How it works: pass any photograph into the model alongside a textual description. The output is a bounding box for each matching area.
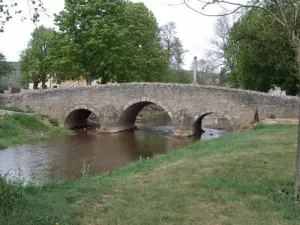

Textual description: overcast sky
[0,0,230,69]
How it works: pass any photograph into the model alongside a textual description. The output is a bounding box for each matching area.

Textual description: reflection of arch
[193,109,235,135]
[64,105,99,128]
[118,98,173,128]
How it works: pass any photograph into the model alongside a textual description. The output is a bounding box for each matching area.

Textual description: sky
[0,0,229,69]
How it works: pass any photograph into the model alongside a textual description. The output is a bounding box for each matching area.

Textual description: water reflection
[0,115,227,184]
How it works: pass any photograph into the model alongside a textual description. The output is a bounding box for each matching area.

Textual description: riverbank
[0,113,70,149]
[1,123,300,224]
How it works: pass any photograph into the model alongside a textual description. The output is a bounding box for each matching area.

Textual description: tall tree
[224,9,299,95]
[178,0,300,198]
[159,21,186,70]
[55,0,168,84]
[20,26,63,89]
[0,52,13,78]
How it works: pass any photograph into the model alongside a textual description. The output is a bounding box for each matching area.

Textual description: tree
[0,52,13,78]
[20,26,63,89]
[178,0,300,199]
[54,0,168,84]
[224,9,299,95]
[207,13,238,69]
[159,21,187,70]
[0,0,46,32]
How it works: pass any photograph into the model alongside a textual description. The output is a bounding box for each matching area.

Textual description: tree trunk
[293,44,300,200]
[85,75,92,85]
[33,82,38,89]
[41,80,46,89]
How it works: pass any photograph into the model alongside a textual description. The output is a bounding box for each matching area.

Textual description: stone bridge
[2,83,299,137]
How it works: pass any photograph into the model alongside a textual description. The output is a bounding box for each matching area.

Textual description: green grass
[2,124,300,225]
[0,114,70,149]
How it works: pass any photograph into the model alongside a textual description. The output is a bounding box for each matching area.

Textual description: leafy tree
[224,9,299,95]
[54,0,168,84]
[159,22,187,70]
[0,52,13,78]
[20,26,63,89]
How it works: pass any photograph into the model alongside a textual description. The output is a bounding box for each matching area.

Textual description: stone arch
[117,97,173,128]
[64,105,100,128]
[193,109,235,135]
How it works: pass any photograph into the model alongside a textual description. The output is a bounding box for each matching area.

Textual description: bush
[0,172,26,217]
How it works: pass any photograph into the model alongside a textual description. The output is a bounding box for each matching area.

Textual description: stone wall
[3,83,299,136]
[136,104,166,122]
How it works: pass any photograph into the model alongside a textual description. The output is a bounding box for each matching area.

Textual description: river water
[0,116,226,184]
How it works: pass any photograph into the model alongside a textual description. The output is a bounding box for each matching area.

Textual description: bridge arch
[117,98,173,129]
[64,105,100,128]
[193,109,235,135]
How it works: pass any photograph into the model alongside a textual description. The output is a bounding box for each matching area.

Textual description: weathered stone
[2,83,299,136]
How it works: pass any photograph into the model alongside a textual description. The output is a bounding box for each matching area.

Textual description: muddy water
[0,116,226,184]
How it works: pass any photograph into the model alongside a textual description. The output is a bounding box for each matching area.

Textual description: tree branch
[169,0,288,28]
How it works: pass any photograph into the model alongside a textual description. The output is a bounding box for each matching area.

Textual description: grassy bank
[0,114,70,149]
[2,123,300,225]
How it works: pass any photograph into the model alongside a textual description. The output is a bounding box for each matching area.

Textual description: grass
[2,123,300,224]
[0,114,70,149]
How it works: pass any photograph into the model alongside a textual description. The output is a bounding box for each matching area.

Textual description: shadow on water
[0,114,227,184]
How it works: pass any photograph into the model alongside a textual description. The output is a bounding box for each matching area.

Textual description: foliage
[2,124,300,224]
[20,26,57,89]
[160,69,192,83]
[0,52,13,78]
[224,8,299,95]
[54,0,168,83]
[0,171,26,217]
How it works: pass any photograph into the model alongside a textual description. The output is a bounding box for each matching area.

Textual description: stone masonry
[2,83,299,137]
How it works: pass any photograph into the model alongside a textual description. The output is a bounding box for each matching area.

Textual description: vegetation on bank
[1,123,300,224]
[0,114,70,149]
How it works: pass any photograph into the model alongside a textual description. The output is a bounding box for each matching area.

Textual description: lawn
[1,123,300,225]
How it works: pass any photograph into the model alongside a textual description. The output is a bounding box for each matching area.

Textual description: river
[0,116,227,184]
